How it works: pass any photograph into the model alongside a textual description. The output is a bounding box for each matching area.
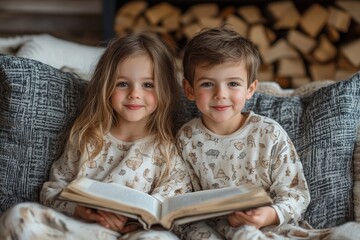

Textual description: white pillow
[15,34,105,80]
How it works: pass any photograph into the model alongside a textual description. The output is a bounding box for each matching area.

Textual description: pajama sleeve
[268,127,311,225]
[40,141,82,216]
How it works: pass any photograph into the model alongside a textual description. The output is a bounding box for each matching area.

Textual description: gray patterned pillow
[247,73,360,228]
[177,72,360,228]
[0,54,87,215]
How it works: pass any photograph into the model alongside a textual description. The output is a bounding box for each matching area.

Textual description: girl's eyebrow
[116,76,154,81]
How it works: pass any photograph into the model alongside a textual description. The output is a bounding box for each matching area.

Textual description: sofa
[0,35,359,234]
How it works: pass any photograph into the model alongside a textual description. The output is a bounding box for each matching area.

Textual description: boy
[176,27,311,239]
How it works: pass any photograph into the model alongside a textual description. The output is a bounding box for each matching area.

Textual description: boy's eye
[116,82,128,88]
[143,82,154,88]
[228,82,241,87]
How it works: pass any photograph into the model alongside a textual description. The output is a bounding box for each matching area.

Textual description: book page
[64,178,161,222]
[159,186,272,229]
[162,186,251,216]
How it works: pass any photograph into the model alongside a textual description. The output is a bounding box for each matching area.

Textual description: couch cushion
[0,54,87,215]
[246,74,360,228]
[177,72,360,228]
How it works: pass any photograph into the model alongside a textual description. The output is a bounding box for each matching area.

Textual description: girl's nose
[128,86,140,99]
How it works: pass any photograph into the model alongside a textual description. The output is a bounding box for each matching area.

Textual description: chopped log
[190,3,219,20]
[337,54,359,72]
[302,52,317,64]
[267,1,300,29]
[312,35,337,63]
[117,1,147,18]
[265,28,276,43]
[267,1,297,20]
[237,5,264,24]
[309,63,336,81]
[300,4,329,38]
[287,30,316,54]
[145,2,180,26]
[181,8,195,25]
[198,17,222,29]
[275,76,291,89]
[328,6,351,32]
[162,13,181,32]
[278,58,306,77]
[132,16,148,32]
[249,24,270,52]
[261,39,299,64]
[273,6,300,30]
[258,64,274,82]
[326,25,340,42]
[341,39,360,67]
[219,6,237,19]
[336,1,360,24]
[291,77,311,88]
[160,32,177,50]
[334,69,355,81]
[224,15,248,37]
[111,0,360,87]
[114,14,134,33]
[182,23,202,40]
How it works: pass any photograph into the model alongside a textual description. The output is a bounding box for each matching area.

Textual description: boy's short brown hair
[182,27,260,86]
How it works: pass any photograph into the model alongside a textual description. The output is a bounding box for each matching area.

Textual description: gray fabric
[0,54,87,215]
[176,72,360,228]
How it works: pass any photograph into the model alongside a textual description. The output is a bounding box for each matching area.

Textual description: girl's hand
[74,205,104,223]
[227,206,279,229]
[96,210,140,233]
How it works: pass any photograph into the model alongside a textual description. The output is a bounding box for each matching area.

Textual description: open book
[59,178,272,230]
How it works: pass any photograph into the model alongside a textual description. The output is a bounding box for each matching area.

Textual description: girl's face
[111,54,157,126]
[183,61,257,135]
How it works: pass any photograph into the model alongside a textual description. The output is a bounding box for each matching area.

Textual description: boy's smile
[212,105,231,111]
[184,61,257,135]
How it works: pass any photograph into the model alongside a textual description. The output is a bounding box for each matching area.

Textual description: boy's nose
[214,86,226,99]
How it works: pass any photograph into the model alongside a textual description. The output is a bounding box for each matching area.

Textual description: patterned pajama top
[177,111,310,225]
[40,133,192,216]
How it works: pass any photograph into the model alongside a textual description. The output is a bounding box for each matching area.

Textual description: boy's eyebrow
[197,76,246,82]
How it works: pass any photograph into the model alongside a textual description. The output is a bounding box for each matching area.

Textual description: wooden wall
[0,0,103,45]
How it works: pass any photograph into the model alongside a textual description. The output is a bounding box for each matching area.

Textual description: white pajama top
[41,133,192,216]
[176,111,310,225]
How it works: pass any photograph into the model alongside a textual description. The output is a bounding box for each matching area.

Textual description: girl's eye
[143,82,154,88]
[228,82,240,87]
[200,82,213,88]
[116,82,128,88]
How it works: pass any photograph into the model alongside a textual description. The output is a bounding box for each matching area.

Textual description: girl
[0,32,192,240]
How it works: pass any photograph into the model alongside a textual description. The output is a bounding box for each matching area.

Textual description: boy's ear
[182,79,196,101]
[246,79,258,100]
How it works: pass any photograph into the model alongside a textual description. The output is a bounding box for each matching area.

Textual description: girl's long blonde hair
[69,32,180,177]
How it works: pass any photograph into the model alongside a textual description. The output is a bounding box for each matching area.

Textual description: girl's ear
[182,79,196,101]
[246,79,258,100]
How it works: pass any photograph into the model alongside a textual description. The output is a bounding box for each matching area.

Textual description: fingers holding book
[96,210,138,233]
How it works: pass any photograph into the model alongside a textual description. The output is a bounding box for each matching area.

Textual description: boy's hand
[227,206,279,229]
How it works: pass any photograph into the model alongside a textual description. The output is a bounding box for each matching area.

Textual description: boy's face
[183,61,257,134]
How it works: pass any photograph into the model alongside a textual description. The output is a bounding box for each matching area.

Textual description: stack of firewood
[114,1,360,88]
